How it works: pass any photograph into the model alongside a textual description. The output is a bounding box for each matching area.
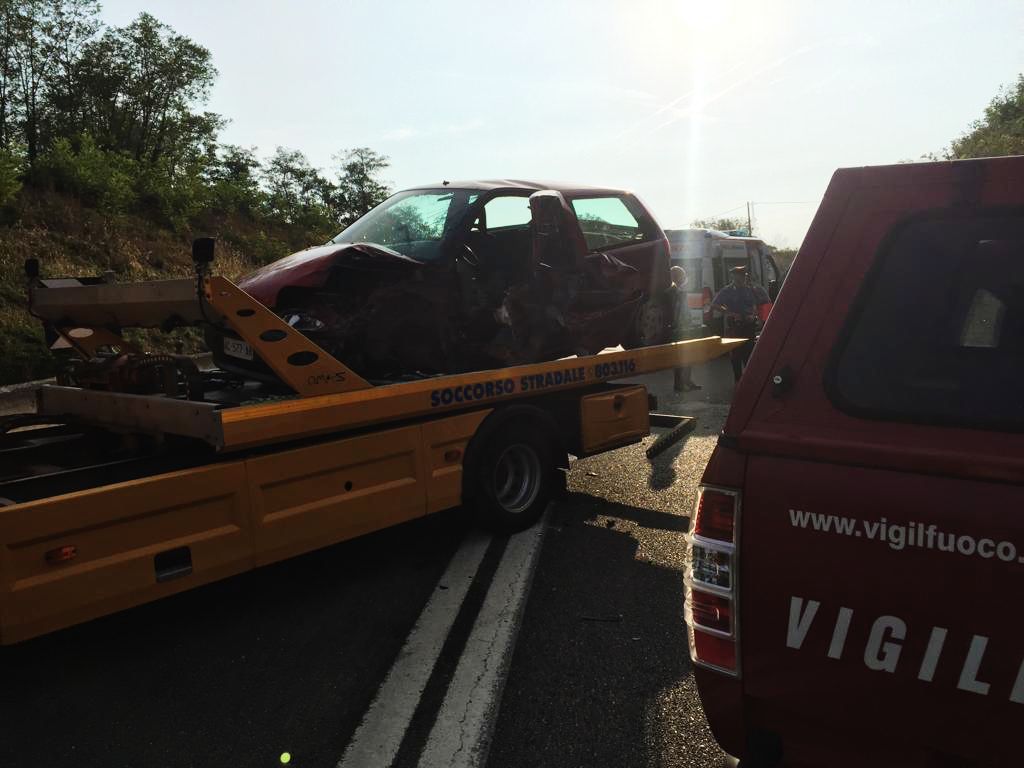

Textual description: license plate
[223,337,254,361]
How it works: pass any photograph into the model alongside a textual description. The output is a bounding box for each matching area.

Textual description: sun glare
[667,0,734,28]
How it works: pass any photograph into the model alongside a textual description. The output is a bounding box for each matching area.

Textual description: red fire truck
[686,155,1024,767]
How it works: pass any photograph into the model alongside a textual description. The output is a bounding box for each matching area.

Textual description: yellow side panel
[247,424,427,565]
[422,409,491,514]
[579,385,651,456]
[0,462,252,644]
[0,411,491,644]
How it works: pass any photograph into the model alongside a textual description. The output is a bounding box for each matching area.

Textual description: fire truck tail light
[690,589,732,633]
[693,629,737,672]
[686,484,741,677]
[691,542,732,589]
[694,488,736,542]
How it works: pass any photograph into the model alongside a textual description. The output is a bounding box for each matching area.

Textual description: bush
[134,158,210,231]
[36,135,137,212]
[0,319,58,385]
[0,150,23,207]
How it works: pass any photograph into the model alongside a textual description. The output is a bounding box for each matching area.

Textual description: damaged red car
[208,180,673,380]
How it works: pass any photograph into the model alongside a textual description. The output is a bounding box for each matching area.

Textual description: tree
[773,247,797,276]
[946,74,1024,159]
[13,0,46,165]
[0,1,22,150]
[206,143,263,215]
[39,0,100,146]
[690,216,747,233]
[263,146,336,234]
[76,12,218,167]
[0,142,21,204]
[0,3,395,237]
[1,0,102,160]
[334,146,390,226]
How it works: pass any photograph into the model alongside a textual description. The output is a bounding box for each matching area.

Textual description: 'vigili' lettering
[786,596,1022,702]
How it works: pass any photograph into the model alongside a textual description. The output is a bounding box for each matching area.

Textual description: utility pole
[746,202,753,236]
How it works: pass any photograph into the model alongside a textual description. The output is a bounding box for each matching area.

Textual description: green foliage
[947,74,1024,159]
[73,12,220,165]
[0,3,394,235]
[773,247,797,276]
[690,216,747,232]
[0,2,395,384]
[335,147,391,226]
[0,146,23,205]
[37,133,136,210]
[206,144,262,216]
[263,146,336,236]
[0,317,57,385]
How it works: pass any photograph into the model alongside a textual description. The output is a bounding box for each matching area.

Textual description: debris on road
[645,416,696,460]
[579,613,624,623]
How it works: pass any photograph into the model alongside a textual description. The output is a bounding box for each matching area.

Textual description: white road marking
[337,532,491,768]
[417,517,548,768]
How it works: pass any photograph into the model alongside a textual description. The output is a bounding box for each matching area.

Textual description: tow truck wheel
[466,411,562,534]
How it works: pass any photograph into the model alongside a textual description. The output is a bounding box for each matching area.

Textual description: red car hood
[238,242,422,308]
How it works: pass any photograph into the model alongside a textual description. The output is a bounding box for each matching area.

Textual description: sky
[99,0,1024,248]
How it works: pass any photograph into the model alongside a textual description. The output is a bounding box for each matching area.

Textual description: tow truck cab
[687,156,1024,767]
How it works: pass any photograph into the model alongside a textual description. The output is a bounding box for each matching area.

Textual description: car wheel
[624,296,671,349]
[465,411,562,533]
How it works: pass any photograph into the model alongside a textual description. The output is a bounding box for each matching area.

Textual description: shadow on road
[490,492,703,768]
[0,511,466,768]
[646,429,693,493]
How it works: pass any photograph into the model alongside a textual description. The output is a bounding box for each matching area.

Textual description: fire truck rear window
[831,213,1024,431]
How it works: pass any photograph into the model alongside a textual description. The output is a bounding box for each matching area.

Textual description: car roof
[405,179,632,197]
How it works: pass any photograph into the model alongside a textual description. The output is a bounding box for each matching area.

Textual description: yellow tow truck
[0,240,739,644]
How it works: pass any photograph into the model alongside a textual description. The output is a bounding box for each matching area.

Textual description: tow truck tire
[465,408,563,534]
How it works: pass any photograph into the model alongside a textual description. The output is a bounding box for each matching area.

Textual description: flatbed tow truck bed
[0,255,740,644]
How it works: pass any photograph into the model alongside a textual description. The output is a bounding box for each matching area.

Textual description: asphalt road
[488,370,733,768]
[0,508,467,768]
[0,358,738,768]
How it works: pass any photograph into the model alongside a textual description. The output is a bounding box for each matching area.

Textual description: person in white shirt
[670,265,701,392]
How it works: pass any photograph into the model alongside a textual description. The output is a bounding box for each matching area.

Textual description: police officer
[712,265,759,382]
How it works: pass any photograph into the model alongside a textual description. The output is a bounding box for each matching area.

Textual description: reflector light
[694,629,737,672]
[694,489,736,542]
[691,589,732,633]
[45,545,77,565]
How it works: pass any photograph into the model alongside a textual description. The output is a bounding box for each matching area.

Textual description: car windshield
[330,188,478,262]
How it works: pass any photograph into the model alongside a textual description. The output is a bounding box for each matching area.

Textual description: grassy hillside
[0,189,315,385]
[0,5,391,386]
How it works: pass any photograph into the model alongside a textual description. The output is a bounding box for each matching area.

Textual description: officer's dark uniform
[712,266,760,382]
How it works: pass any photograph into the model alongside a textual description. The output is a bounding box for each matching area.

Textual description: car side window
[570,196,645,251]
[829,213,1024,431]
[483,195,532,230]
